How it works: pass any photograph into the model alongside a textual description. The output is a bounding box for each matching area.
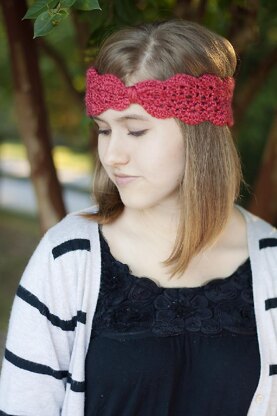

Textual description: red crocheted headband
[85,67,235,126]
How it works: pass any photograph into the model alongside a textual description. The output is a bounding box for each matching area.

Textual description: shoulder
[30,206,101,263]
[236,205,277,279]
[19,206,100,288]
[45,205,100,248]
[235,204,277,240]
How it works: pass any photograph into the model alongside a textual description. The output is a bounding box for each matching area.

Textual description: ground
[0,209,39,368]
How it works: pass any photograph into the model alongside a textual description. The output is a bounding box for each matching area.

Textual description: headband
[85,67,235,126]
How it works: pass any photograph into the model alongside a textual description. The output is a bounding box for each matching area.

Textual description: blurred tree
[37,37,84,108]
[1,0,66,232]
[1,0,276,227]
[170,0,277,224]
[249,112,277,224]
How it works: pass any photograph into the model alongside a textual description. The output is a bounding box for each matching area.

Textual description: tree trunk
[248,113,277,226]
[1,0,66,233]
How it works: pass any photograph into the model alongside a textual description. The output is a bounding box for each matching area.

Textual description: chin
[119,194,163,211]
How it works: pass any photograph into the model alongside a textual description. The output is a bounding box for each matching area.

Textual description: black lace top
[85,226,260,416]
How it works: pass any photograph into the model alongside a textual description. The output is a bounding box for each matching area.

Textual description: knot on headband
[85,67,235,126]
[127,86,138,103]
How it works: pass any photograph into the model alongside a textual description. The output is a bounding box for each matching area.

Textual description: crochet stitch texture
[85,68,235,126]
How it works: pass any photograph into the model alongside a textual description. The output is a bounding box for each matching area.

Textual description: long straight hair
[86,19,245,279]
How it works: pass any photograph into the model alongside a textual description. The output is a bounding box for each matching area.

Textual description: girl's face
[95,104,185,211]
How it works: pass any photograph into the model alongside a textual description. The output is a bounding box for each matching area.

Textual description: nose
[102,131,129,167]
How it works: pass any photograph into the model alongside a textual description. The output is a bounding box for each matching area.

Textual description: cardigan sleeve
[0,229,78,416]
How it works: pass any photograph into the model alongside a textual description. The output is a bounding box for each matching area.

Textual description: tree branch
[248,111,277,225]
[37,38,83,108]
[233,46,277,125]
[228,0,259,54]
[196,0,208,23]
[70,9,91,65]
[173,0,194,19]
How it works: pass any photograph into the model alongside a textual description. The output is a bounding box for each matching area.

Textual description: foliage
[23,0,101,38]
[0,17,14,140]
[1,0,276,192]
[237,66,277,189]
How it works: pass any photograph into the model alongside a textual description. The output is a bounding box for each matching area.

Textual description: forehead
[92,104,153,123]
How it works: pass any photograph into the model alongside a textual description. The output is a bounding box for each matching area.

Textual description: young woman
[0,19,276,416]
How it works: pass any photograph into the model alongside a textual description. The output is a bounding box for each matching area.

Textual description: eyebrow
[91,114,150,123]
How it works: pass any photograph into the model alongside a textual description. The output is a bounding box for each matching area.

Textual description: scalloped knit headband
[85,67,235,126]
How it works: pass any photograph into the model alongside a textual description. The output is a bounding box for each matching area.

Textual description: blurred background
[0,0,276,358]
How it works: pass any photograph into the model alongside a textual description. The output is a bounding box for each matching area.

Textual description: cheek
[97,143,112,180]
[97,141,109,170]
[97,141,102,160]
[143,138,185,183]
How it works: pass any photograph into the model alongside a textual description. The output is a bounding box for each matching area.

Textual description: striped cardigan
[0,204,276,416]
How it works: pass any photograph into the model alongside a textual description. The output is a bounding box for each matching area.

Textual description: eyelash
[98,129,147,137]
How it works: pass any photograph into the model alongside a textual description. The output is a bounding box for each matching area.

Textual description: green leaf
[23,0,58,20]
[33,10,54,38]
[51,9,69,26]
[73,0,101,11]
[60,0,77,7]
[33,9,69,37]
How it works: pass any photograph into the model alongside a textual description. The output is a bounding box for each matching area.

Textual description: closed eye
[98,130,148,137]
[128,130,148,137]
[98,129,110,136]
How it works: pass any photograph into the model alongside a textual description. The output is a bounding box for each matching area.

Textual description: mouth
[114,173,136,178]
[114,174,139,186]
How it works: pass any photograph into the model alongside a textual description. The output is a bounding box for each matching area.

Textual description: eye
[98,129,111,136]
[128,130,148,137]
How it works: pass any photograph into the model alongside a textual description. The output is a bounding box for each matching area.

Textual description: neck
[122,203,182,244]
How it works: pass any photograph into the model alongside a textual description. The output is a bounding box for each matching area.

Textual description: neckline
[98,224,251,290]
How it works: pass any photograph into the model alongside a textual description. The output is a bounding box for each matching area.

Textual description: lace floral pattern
[91,227,257,337]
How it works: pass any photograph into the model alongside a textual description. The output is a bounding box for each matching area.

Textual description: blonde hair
[87,19,245,279]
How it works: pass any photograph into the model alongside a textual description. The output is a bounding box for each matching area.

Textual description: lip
[114,174,138,186]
